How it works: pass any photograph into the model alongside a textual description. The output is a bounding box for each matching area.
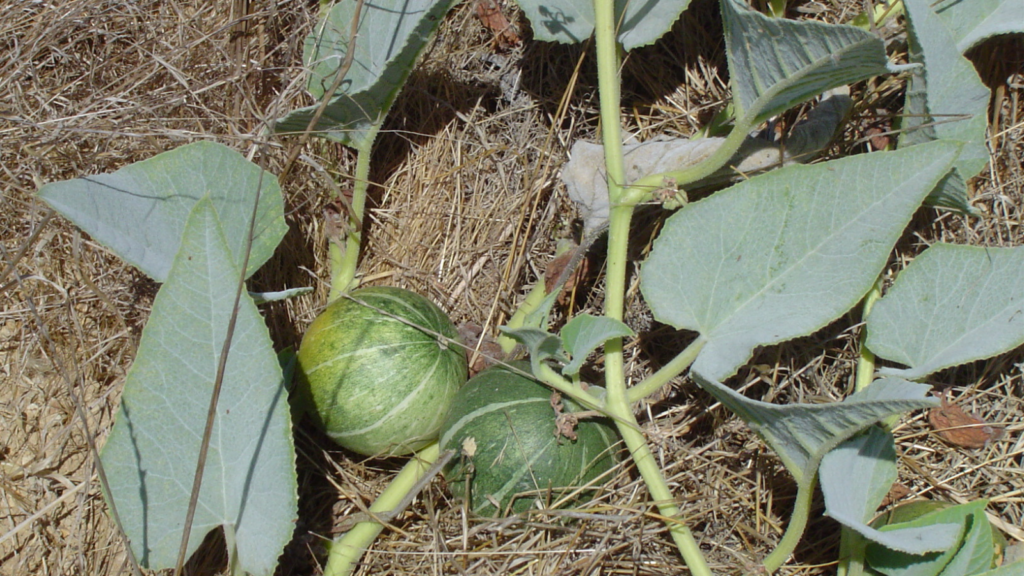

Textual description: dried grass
[1,0,1022,575]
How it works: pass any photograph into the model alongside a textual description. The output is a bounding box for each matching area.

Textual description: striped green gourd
[439,362,619,516]
[296,287,467,456]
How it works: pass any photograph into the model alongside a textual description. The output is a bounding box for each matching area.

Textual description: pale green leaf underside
[821,427,959,554]
[901,0,991,214]
[512,0,692,50]
[641,140,960,381]
[560,314,633,376]
[721,0,890,127]
[273,0,454,148]
[933,0,1024,53]
[691,373,937,484]
[38,142,286,283]
[866,243,1024,380]
[867,500,992,576]
[100,200,297,575]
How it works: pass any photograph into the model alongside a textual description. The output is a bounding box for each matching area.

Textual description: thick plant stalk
[323,442,441,576]
[329,125,379,302]
[591,0,712,574]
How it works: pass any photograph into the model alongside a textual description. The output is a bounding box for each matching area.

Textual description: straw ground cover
[2,0,1022,574]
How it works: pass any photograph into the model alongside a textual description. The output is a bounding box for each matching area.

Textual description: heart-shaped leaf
[866,243,1024,380]
[38,142,286,282]
[273,0,455,149]
[866,500,993,576]
[100,199,297,574]
[641,140,960,381]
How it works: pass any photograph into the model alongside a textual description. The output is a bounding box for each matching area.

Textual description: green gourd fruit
[439,362,619,516]
[296,286,467,456]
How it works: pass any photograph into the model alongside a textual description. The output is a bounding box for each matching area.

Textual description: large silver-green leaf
[933,0,1024,53]
[900,0,991,214]
[821,427,959,554]
[38,142,286,283]
[865,243,1024,380]
[512,0,692,50]
[721,0,892,128]
[690,373,937,484]
[641,141,960,381]
[100,199,297,574]
[273,0,455,149]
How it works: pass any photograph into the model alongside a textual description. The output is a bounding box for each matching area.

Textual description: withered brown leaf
[475,0,521,51]
[544,247,589,306]
[928,392,1004,449]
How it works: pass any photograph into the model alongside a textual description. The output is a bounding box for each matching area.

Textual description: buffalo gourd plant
[35,0,467,567]
[34,0,1024,575]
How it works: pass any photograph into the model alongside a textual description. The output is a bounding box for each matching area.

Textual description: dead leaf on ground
[928,392,1005,449]
[879,482,912,508]
[475,0,520,51]
[458,322,503,376]
[544,246,589,306]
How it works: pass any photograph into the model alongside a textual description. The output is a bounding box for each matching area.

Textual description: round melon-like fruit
[296,286,467,456]
[439,362,619,516]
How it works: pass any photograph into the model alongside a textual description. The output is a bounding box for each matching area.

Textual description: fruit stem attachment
[323,442,443,576]
[329,126,379,302]
[535,362,603,412]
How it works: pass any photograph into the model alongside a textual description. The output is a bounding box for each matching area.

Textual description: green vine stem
[854,277,883,394]
[323,442,441,576]
[590,0,712,574]
[836,276,885,576]
[628,116,753,199]
[627,337,706,404]
[611,383,714,576]
[536,362,603,412]
[761,474,817,572]
[497,278,552,355]
[329,125,379,302]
